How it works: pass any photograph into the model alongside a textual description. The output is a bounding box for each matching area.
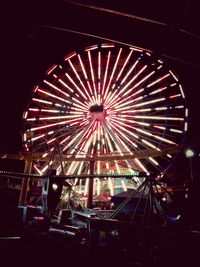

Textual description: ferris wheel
[22,43,188,183]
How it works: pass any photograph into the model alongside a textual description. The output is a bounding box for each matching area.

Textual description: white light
[52,183,58,191]
[43,80,70,98]
[185,149,194,158]
[23,111,28,119]
[121,179,127,191]
[147,73,170,88]
[64,51,77,61]
[179,84,185,98]
[46,64,57,75]
[169,70,179,81]
[101,43,114,48]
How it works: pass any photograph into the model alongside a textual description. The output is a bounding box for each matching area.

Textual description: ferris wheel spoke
[32,98,53,106]
[140,138,161,151]
[58,78,74,93]
[115,49,134,83]
[107,87,145,110]
[87,51,98,102]
[133,126,177,145]
[72,102,88,112]
[134,115,184,121]
[43,79,70,98]
[102,51,111,97]
[65,72,87,100]
[134,158,149,173]
[77,54,95,102]
[62,120,94,153]
[68,59,90,95]
[120,82,173,108]
[146,73,170,88]
[130,70,156,91]
[107,121,131,154]
[104,48,122,101]
[120,60,140,87]
[97,51,101,101]
[105,61,142,106]
[107,118,139,141]
[67,161,80,175]
[28,108,60,114]
[120,65,148,97]
[29,120,73,132]
[110,70,156,109]
[107,119,138,149]
[116,97,167,112]
[107,92,137,111]
[108,115,175,149]
[111,130,143,171]
[71,96,90,109]
[27,114,84,122]
[37,88,70,104]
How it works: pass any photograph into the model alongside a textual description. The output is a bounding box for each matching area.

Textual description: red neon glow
[24,44,188,176]
[88,51,98,102]
[102,51,111,96]
[46,64,57,75]
[64,52,77,61]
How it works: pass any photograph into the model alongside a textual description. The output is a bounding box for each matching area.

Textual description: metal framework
[109,174,171,227]
[0,144,184,162]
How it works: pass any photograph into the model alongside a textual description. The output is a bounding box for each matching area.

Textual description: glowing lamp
[52,183,58,191]
[185,149,194,158]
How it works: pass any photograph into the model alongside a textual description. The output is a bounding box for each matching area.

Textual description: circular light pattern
[22,43,188,180]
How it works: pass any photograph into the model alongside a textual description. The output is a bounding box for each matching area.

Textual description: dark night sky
[1,1,200,184]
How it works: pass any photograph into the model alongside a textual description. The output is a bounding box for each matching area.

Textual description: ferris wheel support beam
[87,160,95,209]
[0,145,185,163]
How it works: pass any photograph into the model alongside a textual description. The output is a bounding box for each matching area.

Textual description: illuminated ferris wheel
[22,43,188,182]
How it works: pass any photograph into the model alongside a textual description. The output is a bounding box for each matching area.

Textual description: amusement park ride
[0,43,189,249]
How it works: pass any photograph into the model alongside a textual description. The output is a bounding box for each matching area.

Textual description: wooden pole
[87,160,94,209]
[18,160,32,206]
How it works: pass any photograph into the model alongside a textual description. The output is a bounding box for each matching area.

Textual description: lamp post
[185,149,194,182]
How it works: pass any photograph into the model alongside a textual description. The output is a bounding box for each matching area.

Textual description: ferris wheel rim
[22,43,188,176]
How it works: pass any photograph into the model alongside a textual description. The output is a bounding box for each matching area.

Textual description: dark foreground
[0,200,200,267]
[1,226,200,267]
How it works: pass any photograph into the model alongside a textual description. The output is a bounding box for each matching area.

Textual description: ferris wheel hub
[90,104,104,114]
[89,104,106,120]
